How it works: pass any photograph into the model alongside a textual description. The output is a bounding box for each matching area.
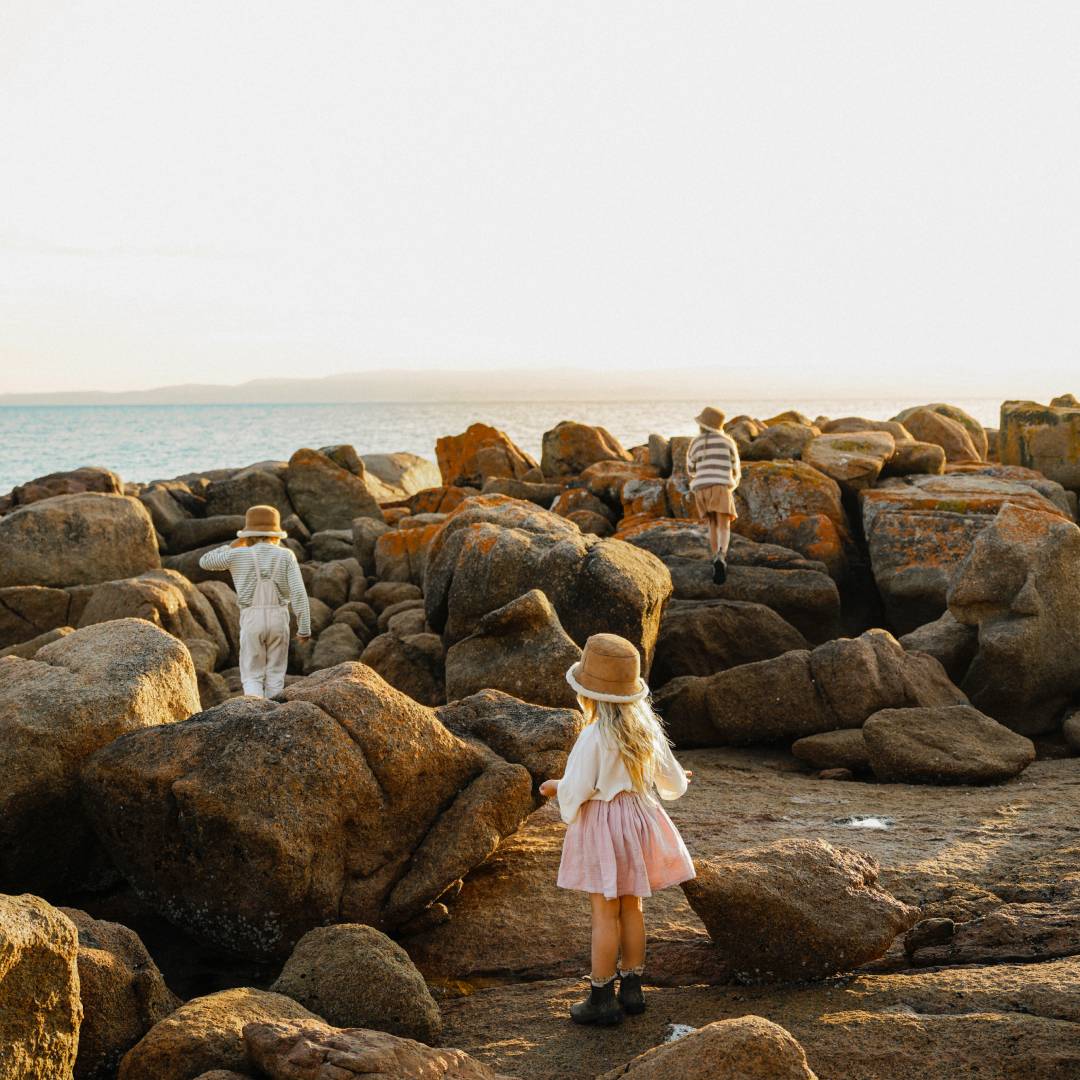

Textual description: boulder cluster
[2,399,1080,1078]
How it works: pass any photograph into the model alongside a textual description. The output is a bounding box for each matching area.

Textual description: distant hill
[0,368,725,405]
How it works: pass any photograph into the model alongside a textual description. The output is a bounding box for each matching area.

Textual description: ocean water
[0,398,1005,493]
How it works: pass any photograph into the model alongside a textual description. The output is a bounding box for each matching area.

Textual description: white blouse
[555,722,689,825]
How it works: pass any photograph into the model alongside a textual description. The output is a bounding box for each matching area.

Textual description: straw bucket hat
[566,633,649,704]
[237,504,288,539]
[695,406,726,432]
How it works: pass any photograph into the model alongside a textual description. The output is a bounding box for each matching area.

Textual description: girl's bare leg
[705,513,720,557]
[618,895,646,971]
[716,514,732,558]
[589,894,621,981]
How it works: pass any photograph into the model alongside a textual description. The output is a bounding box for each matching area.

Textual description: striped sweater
[686,430,741,491]
[198,542,312,637]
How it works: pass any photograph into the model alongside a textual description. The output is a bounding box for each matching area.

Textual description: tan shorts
[693,484,737,520]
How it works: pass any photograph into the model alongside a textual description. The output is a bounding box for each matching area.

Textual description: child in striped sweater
[685,406,741,584]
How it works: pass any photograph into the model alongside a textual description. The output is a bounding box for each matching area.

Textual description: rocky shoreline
[2,398,1080,1078]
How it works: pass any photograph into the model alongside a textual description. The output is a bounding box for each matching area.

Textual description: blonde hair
[234,536,281,547]
[578,695,671,799]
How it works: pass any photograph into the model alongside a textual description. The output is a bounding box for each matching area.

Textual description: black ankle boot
[570,977,622,1026]
[617,970,646,1014]
[712,555,727,585]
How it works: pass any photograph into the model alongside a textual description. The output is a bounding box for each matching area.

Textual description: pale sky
[1,2,1078,398]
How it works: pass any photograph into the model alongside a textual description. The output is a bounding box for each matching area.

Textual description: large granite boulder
[1,619,199,894]
[653,629,966,748]
[650,599,808,687]
[117,988,317,1080]
[444,590,582,709]
[424,496,671,668]
[166,516,245,555]
[60,908,180,1080]
[0,584,81,648]
[374,521,443,587]
[435,424,538,488]
[948,503,1080,733]
[999,397,1080,492]
[742,420,818,461]
[361,452,442,500]
[862,705,1036,784]
[9,466,123,507]
[617,520,841,643]
[78,569,229,670]
[540,420,632,478]
[801,431,896,494]
[286,448,385,531]
[0,493,160,588]
[270,924,440,1042]
[893,406,983,463]
[682,839,916,982]
[204,468,293,518]
[0,894,82,1080]
[243,1020,509,1080]
[899,610,979,684]
[733,461,851,579]
[82,664,568,957]
[359,631,446,706]
[791,728,872,772]
[861,472,1067,634]
[598,1016,818,1080]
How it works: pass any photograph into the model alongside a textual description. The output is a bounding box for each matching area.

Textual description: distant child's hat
[566,633,649,703]
[695,406,726,432]
[237,504,288,538]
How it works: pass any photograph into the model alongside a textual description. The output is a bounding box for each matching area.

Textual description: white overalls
[239,550,291,697]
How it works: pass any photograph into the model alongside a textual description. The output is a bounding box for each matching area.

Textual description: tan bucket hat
[237,504,288,539]
[566,633,649,703]
[695,406,726,432]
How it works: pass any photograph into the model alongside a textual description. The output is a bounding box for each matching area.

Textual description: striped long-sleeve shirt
[686,430,741,491]
[198,542,312,637]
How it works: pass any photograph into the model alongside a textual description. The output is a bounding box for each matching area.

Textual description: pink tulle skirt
[557,792,696,900]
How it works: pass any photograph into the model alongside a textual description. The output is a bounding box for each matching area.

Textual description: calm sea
[0,398,1006,493]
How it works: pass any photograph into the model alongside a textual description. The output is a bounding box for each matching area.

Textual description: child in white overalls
[198,504,311,697]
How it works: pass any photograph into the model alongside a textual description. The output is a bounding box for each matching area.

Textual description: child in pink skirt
[539,633,695,1026]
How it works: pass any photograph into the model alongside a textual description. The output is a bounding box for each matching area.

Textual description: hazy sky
[1,3,1078,398]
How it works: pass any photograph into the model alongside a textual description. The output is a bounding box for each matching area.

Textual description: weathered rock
[895,403,989,460]
[366,580,423,612]
[653,629,966,748]
[436,691,582,787]
[894,407,982,463]
[682,839,916,982]
[0,625,75,659]
[435,424,538,489]
[197,581,242,667]
[286,448,385,531]
[374,523,442,586]
[481,477,564,507]
[204,469,293,519]
[598,1016,817,1080]
[1,619,198,894]
[791,728,871,772]
[0,584,79,647]
[651,599,808,687]
[863,705,1036,784]
[362,453,442,500]
[540,420,632,478]
[0,894,81,1080]
[424,496,671,668]
[861,473,1067,634]
[359,631,445,706]
[744,421,818,461]
[618,520,840,643]
[271,924,440,1041]
[78,569,229,669]
[307,530,355,562]
[577,460,660,506]
[802,432,896,494]
[307,623,363,672]
[899,610,978,684]
[309,559,365,610]
[566,509,614,536]
[167,516,246,554]
[10,466,123,507]
[243,1020,508,1080]
[1064,709,1080,752]
[377,598,425,633]
[948,504,1080,734]
[350,517,392,576]
[83,665,548,955]
[117,988,317,1080]
[550,487,615,524]
[0,493,160,588]
[409,486,481,515]
[59,907,180,1080]
[821,417,912,441]
[1000,398,1080,491]
[884,440,947,476]
[445,590,581,709]
[138,482,196,537]
[734,462,851,579]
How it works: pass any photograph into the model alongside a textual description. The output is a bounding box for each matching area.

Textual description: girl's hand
[539,779,559,798]
[685,770,693,780]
